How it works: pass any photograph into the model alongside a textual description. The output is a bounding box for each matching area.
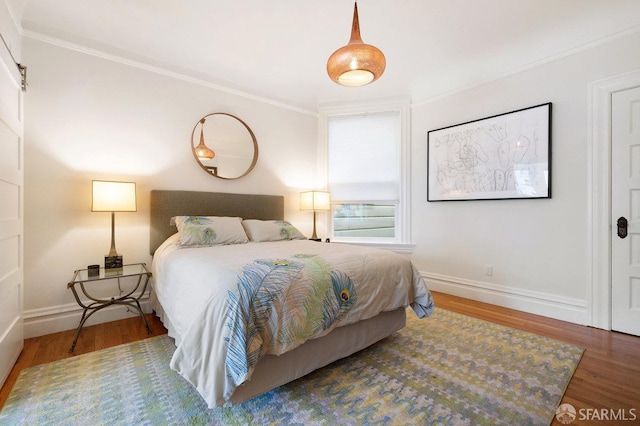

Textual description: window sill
[331,241,415,255]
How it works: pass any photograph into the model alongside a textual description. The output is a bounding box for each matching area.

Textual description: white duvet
[151,235,434,407]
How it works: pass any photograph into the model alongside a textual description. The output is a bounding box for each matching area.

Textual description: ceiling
[8,0,640,112]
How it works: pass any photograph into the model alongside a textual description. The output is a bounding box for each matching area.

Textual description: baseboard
[24,274,590,338]
[23,295,153,339]
[422,271,589,326]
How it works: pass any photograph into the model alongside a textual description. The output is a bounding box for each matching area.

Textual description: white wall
[21,25,640,337]
[22,38,319,337]
[0,2,21,60]
[410,31,640,324]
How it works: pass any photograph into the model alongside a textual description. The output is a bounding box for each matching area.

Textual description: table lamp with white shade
[300,190,331,241]
[91,180,137,269]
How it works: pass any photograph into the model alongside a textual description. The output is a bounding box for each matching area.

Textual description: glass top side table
[67,263,152,352]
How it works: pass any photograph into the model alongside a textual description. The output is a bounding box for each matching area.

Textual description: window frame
[318,97,412,251]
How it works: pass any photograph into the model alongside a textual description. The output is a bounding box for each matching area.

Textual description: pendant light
[327,1,386,87]
[194,118,215,160]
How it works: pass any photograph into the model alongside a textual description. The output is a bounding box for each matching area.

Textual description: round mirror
[191,113,258,179]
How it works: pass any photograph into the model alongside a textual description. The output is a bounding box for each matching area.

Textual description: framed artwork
[427,102,551,201]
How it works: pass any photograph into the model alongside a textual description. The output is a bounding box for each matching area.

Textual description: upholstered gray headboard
[149,190,285,255]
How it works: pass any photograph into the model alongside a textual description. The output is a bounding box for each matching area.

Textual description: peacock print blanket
[151,237,434,407]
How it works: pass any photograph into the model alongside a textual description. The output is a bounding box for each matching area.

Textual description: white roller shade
[328,112,400,201]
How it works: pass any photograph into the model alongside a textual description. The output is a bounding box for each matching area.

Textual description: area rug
[0,308,583,426]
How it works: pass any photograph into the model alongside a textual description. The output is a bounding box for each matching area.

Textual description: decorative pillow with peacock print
[172,216,248,247]
[241,219,306,242]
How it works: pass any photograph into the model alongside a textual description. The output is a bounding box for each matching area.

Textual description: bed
[149,190,434,408]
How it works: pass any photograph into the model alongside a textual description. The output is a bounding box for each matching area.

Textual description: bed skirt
[151,288,406,406]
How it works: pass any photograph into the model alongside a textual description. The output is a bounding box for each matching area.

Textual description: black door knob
[617,217,628,239]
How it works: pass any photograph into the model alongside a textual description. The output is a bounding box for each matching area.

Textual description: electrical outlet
[485,265,493,276]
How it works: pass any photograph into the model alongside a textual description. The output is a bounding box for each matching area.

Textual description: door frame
[588,69,640,330]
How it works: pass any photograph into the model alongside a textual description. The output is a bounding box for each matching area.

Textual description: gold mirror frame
[191,113,259,180]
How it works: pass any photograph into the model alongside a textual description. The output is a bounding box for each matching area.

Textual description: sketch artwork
[427,103,551,201]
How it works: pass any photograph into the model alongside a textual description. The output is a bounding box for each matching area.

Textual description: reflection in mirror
[191,113,258,180]
[194,118,215,161]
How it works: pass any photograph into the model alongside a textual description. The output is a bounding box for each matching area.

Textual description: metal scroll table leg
[135,300,152,334]
[69,306,93,353]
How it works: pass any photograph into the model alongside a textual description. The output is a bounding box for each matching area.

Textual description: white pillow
[242,220,306,242]
[172,216,248,247]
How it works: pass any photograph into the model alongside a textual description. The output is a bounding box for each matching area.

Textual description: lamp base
[308,238,321,242]
[104,255,123,270]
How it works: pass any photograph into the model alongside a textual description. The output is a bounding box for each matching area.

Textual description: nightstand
[67,263,152,352]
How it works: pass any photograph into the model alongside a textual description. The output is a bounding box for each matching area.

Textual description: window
[333,203,396,238]
[319,98,411,247]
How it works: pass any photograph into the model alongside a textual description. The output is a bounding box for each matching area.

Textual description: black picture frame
[427,102,552,201]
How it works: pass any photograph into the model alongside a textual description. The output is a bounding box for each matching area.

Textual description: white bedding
[151,235,434,407]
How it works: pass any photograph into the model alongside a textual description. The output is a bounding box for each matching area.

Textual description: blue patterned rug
[0,308,583,425]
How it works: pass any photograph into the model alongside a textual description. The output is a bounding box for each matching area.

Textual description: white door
[611,86,640,336]
[0,38,25,385]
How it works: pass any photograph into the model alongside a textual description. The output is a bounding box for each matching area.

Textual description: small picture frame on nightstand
[105,255,123,269]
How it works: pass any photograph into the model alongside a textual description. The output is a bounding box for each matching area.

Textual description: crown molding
[411,24,640,109]
[22,29,318,117]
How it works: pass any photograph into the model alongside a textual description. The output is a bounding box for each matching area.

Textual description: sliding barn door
[0,37,24,387]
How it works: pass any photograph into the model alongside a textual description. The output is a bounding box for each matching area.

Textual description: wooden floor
[1,292,639,425]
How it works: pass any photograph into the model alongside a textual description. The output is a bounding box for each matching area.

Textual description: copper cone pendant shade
[194,118,215,160]
[327,2,386,87]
